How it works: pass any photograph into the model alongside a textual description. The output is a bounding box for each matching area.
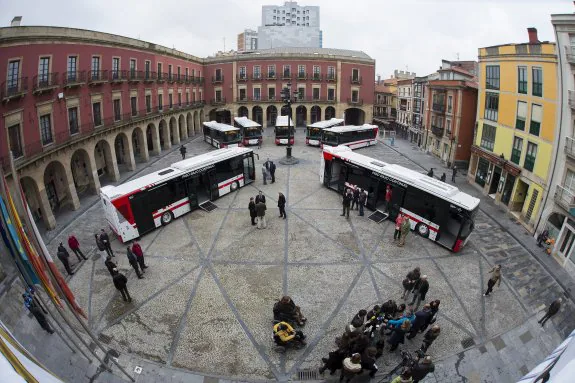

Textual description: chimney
[377,75,381,84]
[527,27,539,44]
[11,16,22,27]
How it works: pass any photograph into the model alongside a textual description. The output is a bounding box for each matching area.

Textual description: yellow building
[467,28,557,232]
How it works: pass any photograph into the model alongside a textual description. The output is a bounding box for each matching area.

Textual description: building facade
[537,15,575,275]
[0,26,374,230]
[410,76,427,146]
[467,28,557,232]
[424,60,477,168]
[237,29,258,52]
[396,79,413,139]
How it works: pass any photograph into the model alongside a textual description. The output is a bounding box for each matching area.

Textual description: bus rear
[274,116,295,145]
[234,117,262,146]
[100,186,140,242]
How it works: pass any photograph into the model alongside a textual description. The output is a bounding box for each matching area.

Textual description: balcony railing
[555,185,575,215]
[347,98,363,106]
[128,70,144,82]
[211,97,226,105]
[569,90,575,110]
[193,77,205,85]
[176,75,184,84]
[88,70,108,85]
[566,137,575,160]
[212,75,224,84]
[144,71,157,82]
[431,125,445,136]
[33,73,59,94]
[297,73,308,80]
[157,72,168,83]
[282,72,292,80]
[1,77,28,102]
[350,76,362,84]
[311,74,322,82]
[237,96,249,103]
[251,74,262,81]
[326,75,336,82]
[266,73,277,80]
[63,71,86,88]
[432,103,446,113]
[237,74,248,82]
[109,70,128,83]
[167,74,176,84]
[567,46,575,65]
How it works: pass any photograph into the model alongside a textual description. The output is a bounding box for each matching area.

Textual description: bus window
[323,131,338,145]
[224,130,239,142]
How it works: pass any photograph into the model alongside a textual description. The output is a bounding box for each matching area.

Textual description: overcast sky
[0,0,571,78]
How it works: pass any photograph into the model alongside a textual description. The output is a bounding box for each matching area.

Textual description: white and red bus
[306,118,345,146]
[321,124,378,149]
[274,115,295,145]
[234,116,263,146]
[100,147,256,242]
[203,121,242,148]
[320,145,480,252]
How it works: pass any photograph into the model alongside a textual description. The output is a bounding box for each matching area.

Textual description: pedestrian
[341,189,352,219]
[132,240,147,271]
[427,168,434,178]
[249,197,257,225]
[99,229,114,257]
[420,325,440,352]
[358,188,367,216]
[398,215,411,247]
[126,247,144,278]
[264,157,272,173]
[538,298,562,327]
[278,192,287,219]
[57,242,74,276]
[255,190,266,204]
[339,353,362,382]
[319,349,346,375]
[394,213,404,242]
[452,166,457,182]
[104,256,117,277]
[411,356,435,383]
[112,268,131,303]
[407,304,432,339]
[262,163,268,185]
[385,185,393,212]
[483,264,502,296]
[410,275,429,309]
[270,161,277,183]
[391,370,413,383]
[402,267,421,300]
[440,173,446,182]
[351,187,360,210]
[95,233,106,257]
[179,145,187,160]
[420,299,440,332]
[360,346,379,378]
[256,198,267,229]
[68,234,87,261]
[23,292,54,334]
[347,309,367,333]
[387,319,410,352]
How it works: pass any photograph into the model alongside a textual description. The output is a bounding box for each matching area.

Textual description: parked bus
[320,145,479,252]
[274,115,295,145]
[203,121,241,148]
[321,124,379,149]
[100,147,256,242]
[234,116,263,146]
[306,118,345,146]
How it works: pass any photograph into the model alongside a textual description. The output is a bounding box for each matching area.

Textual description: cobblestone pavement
[0,131,573,383]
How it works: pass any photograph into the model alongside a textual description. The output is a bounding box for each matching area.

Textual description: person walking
[68,235,87,261]
[452,166,457,182]
[538,298,562,327]
[410,275,429,309]
[270,161,277,183]
[351,187,360,210]
[420,325,440,352]
[95,233,106,257]
[440,173,446,182]
[358,188,367,216]
[341,189,352,219]
[132,240,147,271]
[394,213,404,242]
[99,229,114,257]
[402,267,421,300]
[112,268,131,303]
[406,304,432,339]
[23,292,54,334]
[262,163,268,185]
[427,168,434,178]
[256,199,267,229]
[398,215,411,247]
[57,243,74,276]
[385,185,393,212]
[126,247,144,278]
[255,190,266,204]
[278,192,287,219]
[249,197,257,225]
[483,264,502,296]
[104,256,117,277]
[179,145,187,160]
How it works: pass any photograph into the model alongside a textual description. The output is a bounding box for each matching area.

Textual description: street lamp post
[279,81,299,165]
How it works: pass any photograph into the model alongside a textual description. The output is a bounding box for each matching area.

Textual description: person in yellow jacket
[273,321,306,345]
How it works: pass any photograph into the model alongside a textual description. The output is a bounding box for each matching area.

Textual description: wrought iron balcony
[297,73,308,80]
[431,125,445,136]
[1,77,28,102]
[350,76,362,84]
[128,70,144,82]
[210,97,226,106]
[432,103,446,113]
[555,185,575,216]
[33,73,59,94]
[167,74,176,84]
[88,70,108,85]
[251,74,262,81]
[236,96,249,103]
[347,98,363,106]
[566,137,575,160]
[194,77,205,85]
[109,70,128,83]
[237,74,248,82]
[266,73,277,80]
[157,72,168,83]
[326,75,337,82]
[176,75,185,84]
[212,75,224,84]
[63,71,86,88]
[144,71,157,82]
[311,74,322,82]
[282,72,292,80]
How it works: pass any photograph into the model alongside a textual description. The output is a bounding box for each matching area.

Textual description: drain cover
[296,368,319,381]
[368,210,388,223]
[199,201,218,212]
[461,337,475,349]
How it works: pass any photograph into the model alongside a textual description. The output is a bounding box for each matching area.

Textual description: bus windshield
[459,207,478,239]
[244,127,261,137]
[307,127,321,139]
[275,127,294,137]
[223,130,239,142]
[323,131,338,145]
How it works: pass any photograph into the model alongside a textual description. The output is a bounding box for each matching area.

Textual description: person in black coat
[255,191,266,204]
[410,275,429,309]
[341,190,352,219]
[104,256,117,277]
[278,192,287,219]
[270,161,277,183]
[126,247,143,279]
[112,268,131,302]
[351,187,360,210]
[539,298,562,327]
[57,243,74,276]
[248,197,257,225]
[387,320,410,351]
[420,325,440,352]
[421,299,440,332]
[411,356,435,383]
[407,305,432,339]
[360,346,379,378]
[319,349,346,375]
[99,229,114,257]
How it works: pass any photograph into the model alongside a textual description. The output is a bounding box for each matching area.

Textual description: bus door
[389,185,406,219]
[337,165,348,194]
[243,155,255,183]
[208,168,219,199]
[366,177,380,210]
[185,177,198,209]
[129,193,156,235]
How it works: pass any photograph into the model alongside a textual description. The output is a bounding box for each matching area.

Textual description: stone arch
[238,106,249,118]
[21,176,56,230]
[132,126,149,163]
[159,119,171,150]
[94,139,120,183]
[70,148,100,198]
[146,122,160,155]
[114,132,135,172]
[325,106,336,120]
[295,105,307,127]
[280,105,291,116]
[186,112,193,137]
[169,116,180,145]
[252,106,263,125]
[344,107,365,125]
[43,160,79,214]
[311,105,322,124]
[266,105,278,127]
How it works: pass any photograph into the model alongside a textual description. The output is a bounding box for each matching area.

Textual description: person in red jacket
[68,235,87,261]
[131,240,148,271]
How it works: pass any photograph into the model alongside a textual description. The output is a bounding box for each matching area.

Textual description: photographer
[411,356,435,383]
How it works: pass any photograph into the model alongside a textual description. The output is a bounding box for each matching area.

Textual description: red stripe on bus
[401,212,439,232]
[345,138,376,146]
[152,200,190,219]
[219,175,244,189]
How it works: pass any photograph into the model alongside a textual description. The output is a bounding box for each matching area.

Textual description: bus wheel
[416,223,429,238]
[230,181,239,191]
[161,211,173,225]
